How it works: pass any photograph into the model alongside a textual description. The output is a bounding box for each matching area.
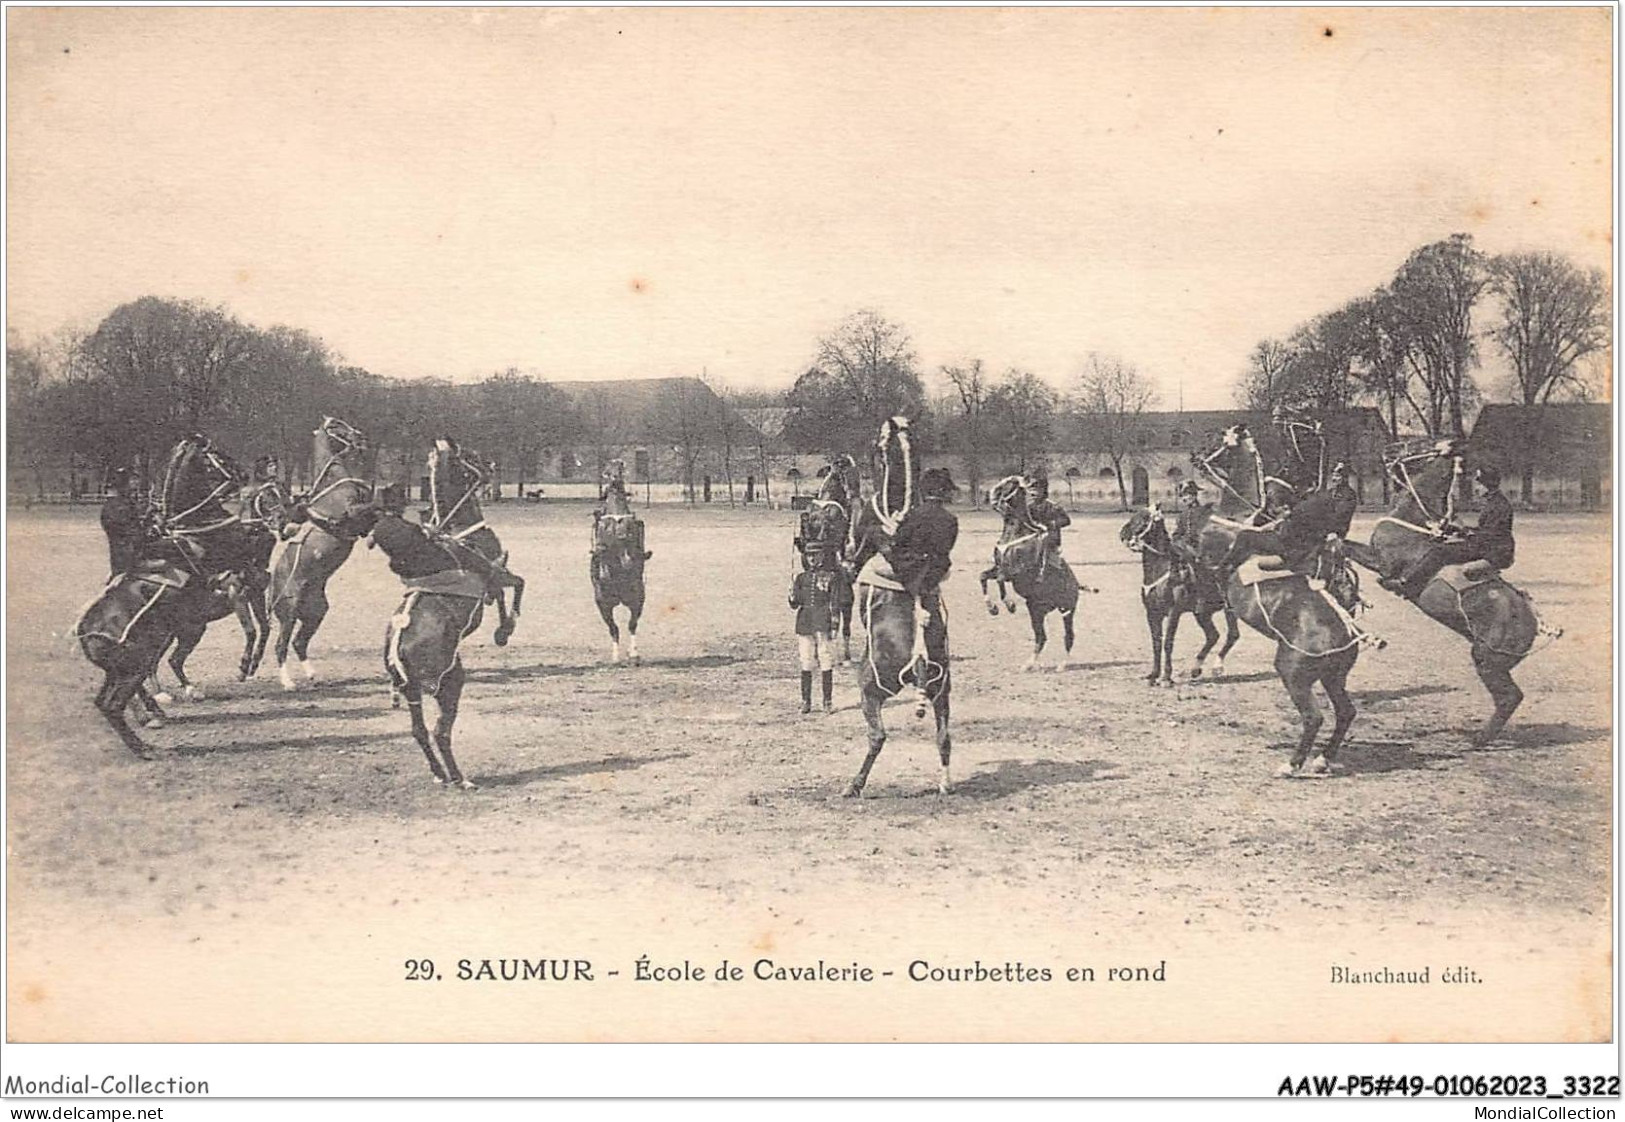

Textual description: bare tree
[704,375,743,506]
[988,367,1059,474]
[1075,352,1157,510]
[783,309,925,456]
[647,378,708,502]
[941,359,991,502]
[1234,338,1294,411]
[1389,233,1488,436]
[1488,251,1611,502]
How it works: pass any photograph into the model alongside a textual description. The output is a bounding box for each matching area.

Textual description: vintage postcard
[3,4,1614,1096]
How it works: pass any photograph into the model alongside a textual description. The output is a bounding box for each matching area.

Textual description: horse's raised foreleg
[1276,647,1325,776]
[979,567,1001,616]
[1000,577,1016,615]
[846,687,887,798]
[1471,647,1524,746]
[433,658,475,790]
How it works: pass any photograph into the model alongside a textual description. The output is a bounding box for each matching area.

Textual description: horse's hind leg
[1059,604,1076,670]
[104,672,155,760]
[169,622,206,701]
[625,593,644,664]
[400,681,447,784]
[433,659,475,791]
[292,589,329,683]
[1471,647,1524,746]
[1275,648,1325,776]
[1024,603,1047,672]
[846,688,887,798]
[598,599,622,663]
[932,688,952,795]
[1215,607,1240,675]
[1189,609,1220,680]
[1320,654,1358,765]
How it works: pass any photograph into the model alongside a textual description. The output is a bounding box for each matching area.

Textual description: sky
[6,7,1613,410]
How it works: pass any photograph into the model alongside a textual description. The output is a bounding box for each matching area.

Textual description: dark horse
[1191,425,1365,776]
[426,438,524,646]
[360,487,487,789]
[844,416,952,797]
[152,463,289,701]
[793,454,860,663]
[76,437,258,756]
[591,462,647,664]
[1343,439,1558,743]
[978,475,1083,671]
[1119,506,1239,687]
[268,416,376,690]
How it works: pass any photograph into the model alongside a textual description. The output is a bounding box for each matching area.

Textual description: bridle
[871,417,914,531]
[308,417,372,510]
[1274,412,1326,492]
[1195,428,1274,526]
[427,440,491,539]
[1382,441,1462,534]
[162,439,244,534]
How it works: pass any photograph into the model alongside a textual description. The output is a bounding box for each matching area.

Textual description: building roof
[1469,402,1611,470]
[546,377,766,444]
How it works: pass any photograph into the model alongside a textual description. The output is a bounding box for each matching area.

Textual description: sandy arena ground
[4,503,1612,1043]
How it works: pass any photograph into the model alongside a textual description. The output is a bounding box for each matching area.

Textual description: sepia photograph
[2,3,1616,1097]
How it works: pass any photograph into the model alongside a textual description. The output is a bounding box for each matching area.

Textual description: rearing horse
[267,416,376,690]
[1191,425,1364,776]
[1119,505,1239,687]
[591,461,647,664]
[794,453,860,663]
[1343,439,1557,743]
[845,416,952,797]
[978,476,1082,671]
[425,438,524,646]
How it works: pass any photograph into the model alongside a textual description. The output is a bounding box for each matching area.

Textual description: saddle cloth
[1235,556,1297,587]
[402,570,488,599]
[1436,561,1499,593]
[125,561,191,589]
[855,554,906,592]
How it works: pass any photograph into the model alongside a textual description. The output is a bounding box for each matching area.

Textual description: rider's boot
[821,671,834,713]
[800,671,813,714]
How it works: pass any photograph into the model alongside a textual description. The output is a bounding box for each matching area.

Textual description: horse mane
[872,417,916,524]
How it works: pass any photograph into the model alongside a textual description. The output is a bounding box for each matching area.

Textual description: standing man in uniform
[789,556,839,714]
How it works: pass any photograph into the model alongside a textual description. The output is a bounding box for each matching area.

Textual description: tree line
[1233,233,1608,501]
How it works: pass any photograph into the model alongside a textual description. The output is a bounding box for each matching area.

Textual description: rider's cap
[1177,480,1200,496]
[1329,460,1348,476]
[920,467,957,499]
[1475,465,1502,488]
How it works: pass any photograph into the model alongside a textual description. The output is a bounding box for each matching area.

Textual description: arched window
[1167,465,1184,478]
[1097,466,1116,478]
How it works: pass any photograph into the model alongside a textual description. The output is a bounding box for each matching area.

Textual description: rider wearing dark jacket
[100,469,146,577]
[1389,467,1515,599]
[885,468,959,622]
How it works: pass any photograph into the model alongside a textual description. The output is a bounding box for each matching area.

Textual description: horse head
[306,416,375,525]
[159,434,244,529]
[1385,437,1464,526]
[1119,506,1168,552]
[1194,424,1267,517]
[427,438,490,530]
[987,475,1033,524]
[871,415,918,523]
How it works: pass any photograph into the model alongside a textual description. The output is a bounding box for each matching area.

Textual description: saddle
[855,554,905,592]
[1436,561,1500,593]
[1234,556,1297,587]
[125,557,192,589]
[402,570,488,599]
